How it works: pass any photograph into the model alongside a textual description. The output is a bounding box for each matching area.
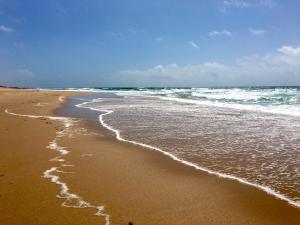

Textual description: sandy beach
[1,88,300,225]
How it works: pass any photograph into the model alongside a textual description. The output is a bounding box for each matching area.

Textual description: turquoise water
[67,87,300,116]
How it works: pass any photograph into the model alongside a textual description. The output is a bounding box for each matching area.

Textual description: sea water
[75,87,300,207]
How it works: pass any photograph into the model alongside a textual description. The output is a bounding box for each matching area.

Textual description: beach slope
[0,88,299,225]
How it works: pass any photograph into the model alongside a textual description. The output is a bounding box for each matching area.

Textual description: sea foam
[5,106,110,225]
[76,99,300,209]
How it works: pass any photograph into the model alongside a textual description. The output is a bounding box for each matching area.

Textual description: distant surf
[68,87,300,117]
[73,87,300,209]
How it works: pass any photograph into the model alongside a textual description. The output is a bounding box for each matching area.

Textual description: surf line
[76,99,300,209]
[4,108,110,225]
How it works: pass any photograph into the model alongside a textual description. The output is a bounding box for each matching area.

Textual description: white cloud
[0,25,14,33]
[221,0,276,12]
[119,45,300,86]
[188,41,199,49]
[121,62,224,78]
[223,0,250,8]
[276,46,300,66]
[277,46,300,56]
[249,27,266,36]
[209,30,232,36]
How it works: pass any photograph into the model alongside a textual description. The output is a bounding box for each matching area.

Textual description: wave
[156,96,300,117]
[40,87,300,117]
[115,87,300,117]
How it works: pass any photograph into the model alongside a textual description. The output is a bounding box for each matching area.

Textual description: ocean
[70,87,300,207]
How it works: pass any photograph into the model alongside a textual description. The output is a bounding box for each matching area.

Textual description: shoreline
[1,88,300,225]
[58,92,300,224]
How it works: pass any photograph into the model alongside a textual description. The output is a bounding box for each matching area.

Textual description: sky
[0,0,299,87]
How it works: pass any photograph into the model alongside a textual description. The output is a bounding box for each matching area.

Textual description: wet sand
[0,88,300,225]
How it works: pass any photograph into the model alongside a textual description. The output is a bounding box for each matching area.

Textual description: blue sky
[0,0,299,87]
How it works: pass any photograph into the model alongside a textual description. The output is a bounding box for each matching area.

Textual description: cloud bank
[120,45,300,86]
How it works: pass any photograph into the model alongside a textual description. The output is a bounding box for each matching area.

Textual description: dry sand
[0,88,300,225]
